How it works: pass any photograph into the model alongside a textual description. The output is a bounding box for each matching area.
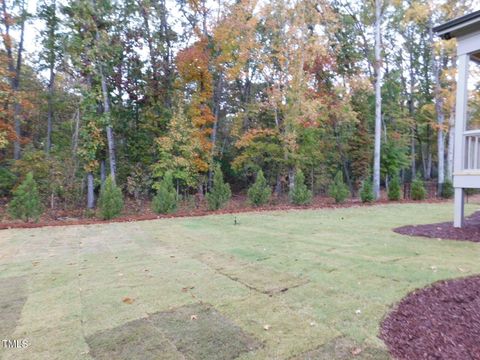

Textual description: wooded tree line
[0,0,476,211]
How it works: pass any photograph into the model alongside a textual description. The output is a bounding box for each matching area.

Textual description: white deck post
[434,13,480,228]
[454,188,465,227]
[453,53,469,228]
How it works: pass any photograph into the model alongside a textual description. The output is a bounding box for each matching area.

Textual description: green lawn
[1,203,479,360]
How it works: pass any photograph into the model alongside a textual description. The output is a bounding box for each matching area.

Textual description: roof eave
[433,10,480,40]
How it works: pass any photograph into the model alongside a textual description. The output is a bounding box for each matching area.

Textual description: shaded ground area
[394,211,480,242]
[87,303,260,360]
[1,203,480,359]
[380,275,480,360]
[0,276,27,340]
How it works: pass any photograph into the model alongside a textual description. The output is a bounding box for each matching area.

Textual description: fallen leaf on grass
[122,297,135,304]
[351,347,362,356]
[32,261,40,267]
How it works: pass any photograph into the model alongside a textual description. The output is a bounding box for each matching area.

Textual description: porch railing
[464,130,480,171]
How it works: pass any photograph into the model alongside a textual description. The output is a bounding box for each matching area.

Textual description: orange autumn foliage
[0,53,15,150]
[176,38,215,173]
[235,129,279,149]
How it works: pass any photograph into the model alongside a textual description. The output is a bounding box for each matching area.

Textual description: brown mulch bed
[380,275,480,360]
[0,194,445,230]
[394,211,480,242]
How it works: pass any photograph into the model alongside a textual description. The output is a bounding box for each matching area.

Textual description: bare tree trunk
[446,53,457,182]
[71,108,81,177]
[87,172,95,209]
[427,152,432,180]
[201,0,207,36]
[407,27,416,181]
[2,0,26,159]
[46,69,55,154]
[411,130,416,178]
[430,24,445,193]
[13,103,21,159]
[105,125,116,179]
[158,0,173,108]
[208,73,223,189]
[139,1,160,101]
[99,66,117,183]
[421,144,428,178]
[91,1,117,183]
[13,5,25,160]
[71,109,80,156]
[288,168,295,192]
[373,0,383,200]
[447,110,455,181]
[436,97,445,190]
[100,160,106,188]
[275,174,282,196]
[197,182,204,206]
[332,119,353,195]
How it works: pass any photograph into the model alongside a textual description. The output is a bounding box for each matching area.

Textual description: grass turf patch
[1,203,480,359]
[87,303,260,360]
[0,276,27,339]
[196,251,308,295]
[86,318,178,360]
[290,337,390,360]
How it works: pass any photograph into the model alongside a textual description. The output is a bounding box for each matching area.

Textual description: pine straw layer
[0,195,445,230]
[394,211,480,242]
[380,275,480,360]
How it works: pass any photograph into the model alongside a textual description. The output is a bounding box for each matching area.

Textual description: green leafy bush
[388,176,401,201]
[0,166,16,196]
[359,178,374,203]
[247,170,271,206]
[441,179,454,199]
[125,163,153,201]
[152,172,177,214]
[206,165,231,210]
[12,149,51,196]
[289,170,312,205]
[411,176,427,200]
[328,171,349,203]
[10,148,80,207]
[8,172,42,222]
[98,176,124,220]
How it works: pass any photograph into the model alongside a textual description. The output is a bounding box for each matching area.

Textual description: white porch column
[454,188,465,228]
[452,53,469,228]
